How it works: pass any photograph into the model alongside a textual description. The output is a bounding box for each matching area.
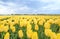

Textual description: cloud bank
[0,0,60,14]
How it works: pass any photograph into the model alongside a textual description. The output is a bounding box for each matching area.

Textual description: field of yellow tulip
[0,15,60,39]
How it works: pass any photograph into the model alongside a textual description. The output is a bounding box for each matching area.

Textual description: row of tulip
[0,15,60,39]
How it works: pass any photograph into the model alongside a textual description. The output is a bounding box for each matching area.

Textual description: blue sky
[0,0,60,14]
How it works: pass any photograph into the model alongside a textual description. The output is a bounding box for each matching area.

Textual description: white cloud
[19,6,30,10]
[0,4,16,14]
[0,0,60,14]
[0,1,16,14]
[0,1,31,14]
[35,0,60,13]
[40,0,60,3]
[41,4,60,11]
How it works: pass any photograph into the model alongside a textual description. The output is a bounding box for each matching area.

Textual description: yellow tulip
[3,26,9,32]
[32,32,38,39]
[50,32,57,39]
[45,29,52,37]
[54,19,60,26]
[0,25,4,32]
[20,19,28,27]
[35,24,39,31]
[47,19,54,24]
[18,30,23,38]
[10,26,16,32]
[27,24,32,30]
[4,32,10,39]
[44,22,51,29]
[26,29,33,38]
[20,21,24,27]
[38,19,45,25]
[33,19,38,25]
[57,33,60,39]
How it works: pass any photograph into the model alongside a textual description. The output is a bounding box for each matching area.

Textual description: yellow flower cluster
[0,15,60,39]
[0,25,9,32]
[44,19,60,39]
